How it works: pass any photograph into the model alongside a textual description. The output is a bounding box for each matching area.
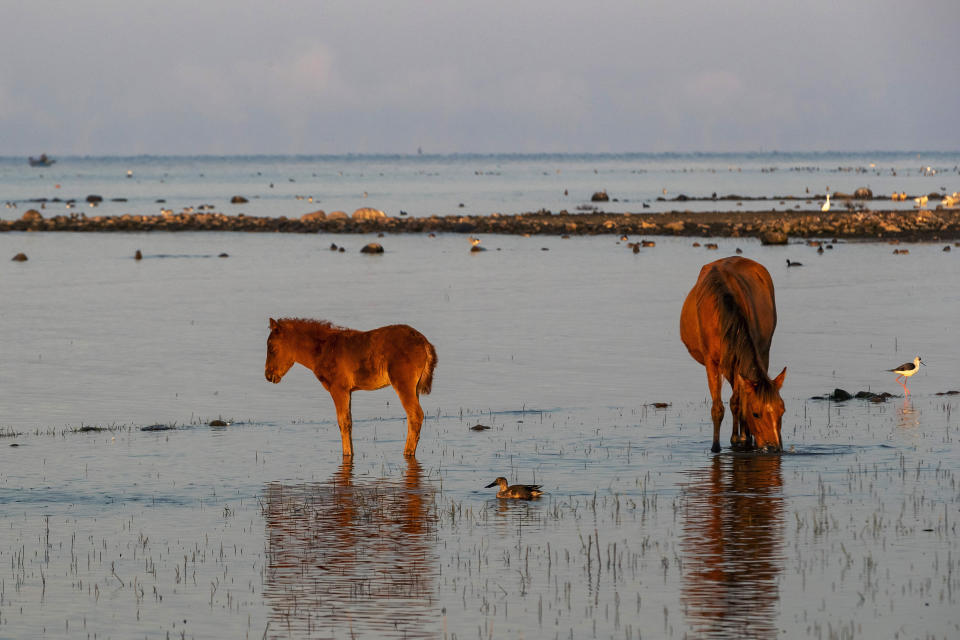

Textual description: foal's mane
[701,269,771,389]
[278,318,351,338]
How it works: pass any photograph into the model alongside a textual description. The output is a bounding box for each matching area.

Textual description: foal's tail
[417,340,438,396]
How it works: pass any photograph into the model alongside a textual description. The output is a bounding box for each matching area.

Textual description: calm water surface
[3,151,959,220]
[1,232,958,639]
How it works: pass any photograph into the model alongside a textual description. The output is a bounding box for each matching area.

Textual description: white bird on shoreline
[821,194,831,212]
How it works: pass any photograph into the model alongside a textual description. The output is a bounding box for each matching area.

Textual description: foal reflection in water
[265,318,437,457]
[681,455,785,639]
[263,459,438,637]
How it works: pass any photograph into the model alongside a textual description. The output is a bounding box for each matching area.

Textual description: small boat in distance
[28,153,55,167]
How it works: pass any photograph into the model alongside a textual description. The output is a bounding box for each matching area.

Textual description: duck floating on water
[485,477,544,499]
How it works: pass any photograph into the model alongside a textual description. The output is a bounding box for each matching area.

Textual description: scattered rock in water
[704,243,719,250]
[134,249,143,260]
[21,209,43,223]
[641,240,656,247]
[360,242,384,254]
[141,424,177,431]
[760,230,788,245]
[218,252,229,258]
[11,252,28,262]
[86,194,103,203]
[943,246,951,252]
[811,388,895,402]
[327,210,348,220]
[649,402,671,409]
[591,190,610,202]
[208,419,229,427]
[935,390,960,396]
[329,243,338,251]
[230,195,249,204]
[853,187,873,199]
[470,245,486,252]
[470,424,491,431]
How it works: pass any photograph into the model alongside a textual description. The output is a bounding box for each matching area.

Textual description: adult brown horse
[265,318,437,457]
[680,257,786,453]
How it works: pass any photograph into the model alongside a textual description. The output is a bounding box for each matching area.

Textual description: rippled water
[3,151,958,220]
[1,232,958,638]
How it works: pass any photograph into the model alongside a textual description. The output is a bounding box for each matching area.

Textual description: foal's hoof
[711,442,721,453]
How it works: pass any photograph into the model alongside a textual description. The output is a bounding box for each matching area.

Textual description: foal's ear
[269,318,279,331]
[773,366,787,390]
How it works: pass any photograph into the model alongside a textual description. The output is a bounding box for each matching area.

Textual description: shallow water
[3,151,959,220]
[1,232,958,638]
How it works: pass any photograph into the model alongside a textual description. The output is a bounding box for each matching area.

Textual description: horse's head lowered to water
[736,367,786,452]
[265,318,296,383]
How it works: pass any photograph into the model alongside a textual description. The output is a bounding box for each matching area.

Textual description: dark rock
[134,250,143,260]
[86,194,103,203]
[209,419,229,427]
[21,209,43,223]
[11,253,27,262]
[141,424,176,431]
[832,388,853,401]
[470,424,491,431]
[329,243,338,251]
[854,391,876,399]
[218,252,229,258]
[853,187,873,199]
[360,242,384,254]
[230,195,249,204]
[591,190,610,202]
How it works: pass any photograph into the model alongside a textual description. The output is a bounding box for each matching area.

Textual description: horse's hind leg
[329,387,354,457]
[707,362,724,453]
[393,379,425,457]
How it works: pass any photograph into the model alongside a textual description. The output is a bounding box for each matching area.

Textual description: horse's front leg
[729,386,746,449]
[329,387,354,457]
[706,362,724,453]
[393,380,425,457]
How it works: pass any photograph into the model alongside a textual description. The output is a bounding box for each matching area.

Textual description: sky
[2,0,958,155]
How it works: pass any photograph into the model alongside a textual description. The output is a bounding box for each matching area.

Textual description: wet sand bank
[4,207,960,241]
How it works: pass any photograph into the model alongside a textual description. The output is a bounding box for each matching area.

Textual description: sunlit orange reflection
[263,459,438,638]
[681,455,785,639]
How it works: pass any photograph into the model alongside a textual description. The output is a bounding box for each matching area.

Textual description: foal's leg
[329,387,354,457]
[706,362,724,453]
[393,379,425,457]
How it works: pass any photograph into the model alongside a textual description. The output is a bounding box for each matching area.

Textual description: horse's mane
[700,270,773,393]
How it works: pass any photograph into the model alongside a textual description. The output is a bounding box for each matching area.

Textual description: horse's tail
[417,340,438,396]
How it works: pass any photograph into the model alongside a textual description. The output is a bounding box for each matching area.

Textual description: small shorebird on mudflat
[889,356,924,394]
[485,477,544,499]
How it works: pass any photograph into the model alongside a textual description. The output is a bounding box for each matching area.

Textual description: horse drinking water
[265,318,438,457]
[680,257,786,453]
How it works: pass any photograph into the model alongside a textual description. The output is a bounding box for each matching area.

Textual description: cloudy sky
[2,0,958,155]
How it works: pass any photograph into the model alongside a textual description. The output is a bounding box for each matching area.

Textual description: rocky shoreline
[3,207,960,242]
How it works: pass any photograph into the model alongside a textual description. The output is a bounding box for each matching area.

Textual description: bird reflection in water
[897,397,919,429]
[680,455,785,639]
[262,459,438,638]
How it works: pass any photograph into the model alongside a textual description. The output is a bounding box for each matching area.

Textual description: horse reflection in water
[681,455,785,639]
[262,459,438,638]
